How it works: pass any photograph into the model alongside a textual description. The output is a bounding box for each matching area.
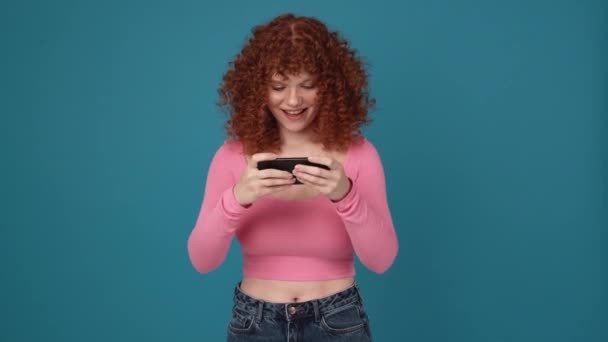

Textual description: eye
[301,84,315,90]
[271,86,285,91]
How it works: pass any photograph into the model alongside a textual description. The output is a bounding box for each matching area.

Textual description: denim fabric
[226,282,372,341]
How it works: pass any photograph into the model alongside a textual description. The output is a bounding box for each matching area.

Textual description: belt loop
[256,301,264,322]
[312,300,320,322]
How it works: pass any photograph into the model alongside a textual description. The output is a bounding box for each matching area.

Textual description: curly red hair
[219,13,374,155]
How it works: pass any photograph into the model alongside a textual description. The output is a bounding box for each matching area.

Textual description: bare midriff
[239,277,355,303]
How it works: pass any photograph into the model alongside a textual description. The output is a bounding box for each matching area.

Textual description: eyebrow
[270,78,314,84]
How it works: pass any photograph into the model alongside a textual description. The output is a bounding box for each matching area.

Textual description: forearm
[187,187,243,272]
[186,139,252,276]
[335,182,398,273]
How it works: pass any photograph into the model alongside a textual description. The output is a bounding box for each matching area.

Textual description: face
[266,72,319,137]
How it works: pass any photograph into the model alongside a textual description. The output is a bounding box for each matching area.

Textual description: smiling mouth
[282,108,307,115]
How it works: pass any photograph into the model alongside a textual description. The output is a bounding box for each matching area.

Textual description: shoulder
[348,136,381,160]
[220,139,244,154]
[343,136,384,177]
[213,139,246,163]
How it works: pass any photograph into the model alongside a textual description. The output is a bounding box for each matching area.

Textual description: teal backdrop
[1,0,606,341]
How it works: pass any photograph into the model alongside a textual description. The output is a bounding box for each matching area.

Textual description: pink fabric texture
[187,138,398,280]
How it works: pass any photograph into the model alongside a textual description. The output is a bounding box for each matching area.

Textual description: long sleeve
[187,142,248,273]
[334,140,399,273]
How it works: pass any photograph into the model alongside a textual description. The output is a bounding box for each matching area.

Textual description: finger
[293,164,331,179]
[294,170,327,186]
[307,156,336,169]
[258,169,294,179]
[260,177,297,187]
[249,153,278,167]
[294,176,328,193]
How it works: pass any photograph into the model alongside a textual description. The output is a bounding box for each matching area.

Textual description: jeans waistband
[232,282,363,322]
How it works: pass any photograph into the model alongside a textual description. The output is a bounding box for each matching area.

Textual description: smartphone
[257,158,330,184]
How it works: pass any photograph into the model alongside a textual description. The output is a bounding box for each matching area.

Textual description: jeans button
[288,306,297,315]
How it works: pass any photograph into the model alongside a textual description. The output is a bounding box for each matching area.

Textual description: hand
[292,156,352,201]
[233,153,296,206]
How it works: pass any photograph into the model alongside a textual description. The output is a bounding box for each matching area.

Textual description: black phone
[257,158,330,184]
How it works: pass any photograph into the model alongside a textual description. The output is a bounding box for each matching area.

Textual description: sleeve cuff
[220,186,249,219]
[332,179,359,214]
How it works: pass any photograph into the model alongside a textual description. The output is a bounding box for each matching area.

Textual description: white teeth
[284,109,305,115]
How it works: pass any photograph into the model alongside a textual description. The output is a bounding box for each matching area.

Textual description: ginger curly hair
[218,13,374,155]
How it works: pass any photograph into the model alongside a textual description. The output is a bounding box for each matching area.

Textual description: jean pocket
[320,303,367,334]
[227,307,256,334]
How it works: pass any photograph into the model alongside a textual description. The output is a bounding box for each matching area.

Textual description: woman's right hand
[233,153,296,206]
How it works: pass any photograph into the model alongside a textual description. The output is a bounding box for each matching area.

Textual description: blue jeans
[226,282,372,341]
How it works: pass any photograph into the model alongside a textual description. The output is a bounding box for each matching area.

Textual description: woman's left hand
[292,156,352,202]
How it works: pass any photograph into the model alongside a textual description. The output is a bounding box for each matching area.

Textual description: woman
[187,13,398,341]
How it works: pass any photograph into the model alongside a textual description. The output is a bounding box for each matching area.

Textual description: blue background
[1,0,606,341]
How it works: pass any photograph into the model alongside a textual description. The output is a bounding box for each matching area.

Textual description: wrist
[232,184,252,208]
[331,178,353,202]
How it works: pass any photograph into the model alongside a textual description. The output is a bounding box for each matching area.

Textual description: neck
[279,130,327,155]
[279,128,316,148]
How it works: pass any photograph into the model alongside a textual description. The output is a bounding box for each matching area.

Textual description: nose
[286,87,302,107]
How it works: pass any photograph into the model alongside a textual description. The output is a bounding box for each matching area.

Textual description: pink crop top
[187,138,398,280]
